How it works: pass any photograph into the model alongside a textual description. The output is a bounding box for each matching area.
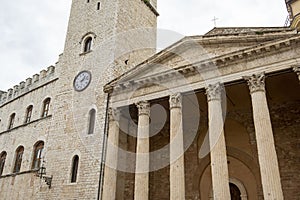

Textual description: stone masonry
[1,0,300,200]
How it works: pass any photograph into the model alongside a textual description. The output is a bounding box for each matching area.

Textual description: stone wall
[271,101,300,200]
[0,0,158,199]
[0,71,58,199]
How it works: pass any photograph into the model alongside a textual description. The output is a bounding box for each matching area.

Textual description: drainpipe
[97,92,111,200]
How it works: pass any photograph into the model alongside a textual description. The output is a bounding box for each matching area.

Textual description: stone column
[293,65,300,82]
[244,73,284,200]
[102,108,120,200]
[205,83,231,199]
[134,101,150,200]
[169,93,186,200]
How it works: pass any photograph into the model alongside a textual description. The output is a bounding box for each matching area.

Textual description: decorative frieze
[244,73,265,94]
[169,93,182,109]
[136,101,150,117]
[205,83,223,101]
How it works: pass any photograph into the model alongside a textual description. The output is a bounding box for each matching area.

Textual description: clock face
[73,71,92,91]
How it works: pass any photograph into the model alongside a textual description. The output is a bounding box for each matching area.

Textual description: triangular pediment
[105,27,298,91]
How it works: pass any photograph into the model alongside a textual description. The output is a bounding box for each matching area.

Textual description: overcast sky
[0,0,288,90]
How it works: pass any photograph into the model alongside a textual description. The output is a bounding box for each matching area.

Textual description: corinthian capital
[205,83,223,102]
[292,65,300,81]
[244,73,265,94]
[169,93,182,109]
[108,107,120,122]
[136,101,150,116]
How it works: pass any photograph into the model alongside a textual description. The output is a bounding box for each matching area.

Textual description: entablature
[106,35,300,108]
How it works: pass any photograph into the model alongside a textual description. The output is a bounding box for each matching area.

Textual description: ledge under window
[0,115,52,136]
[79,50,93,56]
[0,169,38,179]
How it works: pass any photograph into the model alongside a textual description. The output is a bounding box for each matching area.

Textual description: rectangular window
[71,156,79,183]
[25,106,33,123]
[88,109,96,134]
[32,143,44,169]
[32,149,42,169]
[8,113,15,130]
[13,147,24,173]
[42,98,51,117]
[0,152,7,176]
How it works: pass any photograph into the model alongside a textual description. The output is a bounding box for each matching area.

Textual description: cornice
[141,0,159,16]
[147,33,298,64]
[203,27,296,37]
[291,14,300,29]
[104,35,300,94]
[0,115,52,136]
[104,32,298,91]
[0,169,38,179]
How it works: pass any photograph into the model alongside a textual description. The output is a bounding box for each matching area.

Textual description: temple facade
[0,0,299,199]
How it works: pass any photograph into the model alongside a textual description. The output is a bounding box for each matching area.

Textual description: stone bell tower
[55,0,159,108]
[60,0,158,77]
[286,0,300,29]
[45,0,158,199]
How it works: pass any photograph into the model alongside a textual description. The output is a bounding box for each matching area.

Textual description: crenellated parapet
[0,65,56,106]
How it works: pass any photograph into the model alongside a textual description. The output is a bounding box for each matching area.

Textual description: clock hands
[74,71,91,92]
[79,74,88,83]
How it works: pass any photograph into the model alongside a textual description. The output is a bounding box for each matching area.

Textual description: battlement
[0,65,56,106]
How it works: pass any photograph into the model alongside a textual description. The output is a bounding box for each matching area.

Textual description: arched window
[0,151,7,176]
[42,98,51,117]
[8,113,16,130]
[25,105,33,124]
[13,146,24,173]
[71,155,79,183]
[32,141,44,169]
[84,37,92,52]
[88,109,96,134]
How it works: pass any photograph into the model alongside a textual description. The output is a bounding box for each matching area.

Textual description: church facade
[0,0,299,200]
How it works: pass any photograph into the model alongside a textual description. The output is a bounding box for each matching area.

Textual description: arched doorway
[229,178,248,200]
[208,178,248,200]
